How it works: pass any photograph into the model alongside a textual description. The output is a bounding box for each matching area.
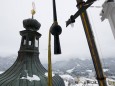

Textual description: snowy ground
[61,75,99,86]
[0,71,115,86]
[0,71,3,74]
[64,80,98,86]
[60,74,115,86]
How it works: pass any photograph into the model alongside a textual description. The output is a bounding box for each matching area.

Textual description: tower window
[35,38,38,47]
[22,36,26,45]
[29,41,32,45]
[23,39,26,45]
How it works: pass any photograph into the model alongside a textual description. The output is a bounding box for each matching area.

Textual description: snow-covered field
[0,71,3,74]
[60,74,99,86]
[60,74,115,86]
[64,80,98,86]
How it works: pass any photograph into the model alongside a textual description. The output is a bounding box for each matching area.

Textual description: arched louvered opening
[35,37,38,47]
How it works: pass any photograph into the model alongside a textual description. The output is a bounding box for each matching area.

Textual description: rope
[48,31,52,86]
[83,0,102,8]
[90,6,102,8]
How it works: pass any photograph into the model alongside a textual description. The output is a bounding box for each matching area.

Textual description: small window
[35,39,38,47]
[29,41,32,45]
[23,36,26,45]
[23,39,26,45]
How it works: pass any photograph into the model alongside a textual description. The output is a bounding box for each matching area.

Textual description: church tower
[0,18,65,86]
[100,0,115,39]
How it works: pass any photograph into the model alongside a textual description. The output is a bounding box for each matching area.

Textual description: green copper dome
[0,18,65,86]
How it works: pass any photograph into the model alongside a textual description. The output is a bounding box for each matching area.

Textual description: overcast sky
[0,0,115,63]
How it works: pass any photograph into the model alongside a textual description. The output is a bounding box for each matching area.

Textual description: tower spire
[31,2,36,19]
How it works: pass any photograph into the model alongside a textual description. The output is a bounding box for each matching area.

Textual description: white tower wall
[101,0,115,39]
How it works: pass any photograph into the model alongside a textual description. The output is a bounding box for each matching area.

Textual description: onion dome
[0,18,65,86]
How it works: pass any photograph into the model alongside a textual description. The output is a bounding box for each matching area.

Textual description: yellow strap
[48,31,52,86]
